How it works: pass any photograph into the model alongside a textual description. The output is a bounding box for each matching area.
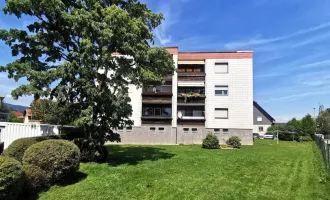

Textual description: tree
[300,114,316,136]
[286,118,301,134]
[0,0,174,145]
[8,111,24,123]
[267,124,286,132]
[317,108,330,135]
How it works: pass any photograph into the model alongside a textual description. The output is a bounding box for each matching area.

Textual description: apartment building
[118,47,254,145]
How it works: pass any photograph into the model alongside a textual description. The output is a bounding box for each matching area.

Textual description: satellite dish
[178,111,182,119]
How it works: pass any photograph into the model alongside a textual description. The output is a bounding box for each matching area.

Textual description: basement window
[126,127,132,132]
[150,127,156,131]
[183,128,189,133]
[158,127,165,132]
[214,129,220,134]
[192,128,197,133]
[223,129,229,133]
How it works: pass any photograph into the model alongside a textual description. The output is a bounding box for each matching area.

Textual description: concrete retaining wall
[111,126,253,145]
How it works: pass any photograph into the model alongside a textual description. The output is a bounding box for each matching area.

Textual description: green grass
[39,140,330,200]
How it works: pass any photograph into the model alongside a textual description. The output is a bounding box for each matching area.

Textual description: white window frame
[215,108,228,119]
[258,126,264,132]
[214,128,220,134]
[149,127,156,131]
[222,129,229,133]
[126,126,132,132]
[192,128,198,133]
[214,63,228,74]
[215,85,228,96]
[183,128,189,133]
[158,127,165,132]
[257,116,263,122]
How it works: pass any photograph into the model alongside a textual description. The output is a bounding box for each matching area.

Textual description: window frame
[257,116,263,122]
[215,85,229,96]
[126,126,132,132]
[222,129,229,133]
[214,62,229,74]
[258,126,264,132]
[214,108,229,119]
[150,127,156,131]
[183,128,189,133]
[192,128,198,133]
[158,127,165,132]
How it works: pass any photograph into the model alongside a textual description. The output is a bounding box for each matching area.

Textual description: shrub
[226,136,241,149]
[0,156,25,200]
[301,136,313,142]
[73,138,108,162]
[277,131,299,141]
[23,140,80,188]
[23,164,48,191]
[4,136,63,162]
[60,126,86,140]
[202,133,220,149]
[4,138,41,162]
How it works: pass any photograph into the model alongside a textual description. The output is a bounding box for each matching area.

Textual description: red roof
[14,111,24,117]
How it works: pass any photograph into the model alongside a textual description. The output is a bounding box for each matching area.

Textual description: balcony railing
[142,85,172,96]
[177,72,206,77]
[178,76,205,81]
[178,110,205,120]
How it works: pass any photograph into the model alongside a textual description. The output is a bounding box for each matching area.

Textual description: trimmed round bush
[202,133,220,149]
[23,140,80,187]
[23,164,48,191]
[4,138,41,162]
[0,156,25,200]
[226,136,241,149]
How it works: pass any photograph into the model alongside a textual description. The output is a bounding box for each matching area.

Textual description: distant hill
[4,103,28,113]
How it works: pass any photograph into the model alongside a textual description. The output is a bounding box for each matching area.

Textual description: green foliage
[267,125,286,132]
[0,101,10,113]
[23,164,48,191]
[0,156,24,200]
[300,114,316,136]
[4,137,40,162]
[202,133,220,149]
[60,126,86,140]
[8,111,24,123]
[317,108,330,135]
[226,136,241,149]
[286,118,302,134]
[0,0,175,146]
[278,131,299,141]
[23,140,80,188]
[73,138,108,163]
[301,136,313,142]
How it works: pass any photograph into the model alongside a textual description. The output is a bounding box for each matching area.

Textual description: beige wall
[253,125,272,135]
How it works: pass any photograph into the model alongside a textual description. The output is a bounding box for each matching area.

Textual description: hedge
[202,133,220,149]
[23,140,80,188]
[0,156,25,200]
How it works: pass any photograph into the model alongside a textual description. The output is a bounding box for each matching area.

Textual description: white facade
[128,85,142,126]
[253,125,271,135]
[204,58,253,129]
[171,54,178,127]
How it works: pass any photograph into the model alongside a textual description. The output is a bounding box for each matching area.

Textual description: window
[158,127,164,132]
[154,108,161,116]
[126,127,132,132]
[214,129,220,133]
[257,116,262,122]
[258,127,264,132]
[215,108,228,119]
[223,129,229,133]
[150,127,156,131]
[192,128,197,133]
[214,63,228,73]
[215,85,228,95]
[118,127,123,132]
[183,128,189,133]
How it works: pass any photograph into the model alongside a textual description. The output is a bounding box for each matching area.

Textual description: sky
[1,0,330,122]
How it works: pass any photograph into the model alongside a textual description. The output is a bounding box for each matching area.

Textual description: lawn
[39,140,330,200]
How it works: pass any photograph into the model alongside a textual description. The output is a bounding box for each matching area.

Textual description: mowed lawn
[39,140,330,200]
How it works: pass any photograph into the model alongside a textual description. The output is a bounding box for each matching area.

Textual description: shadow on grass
[20,171,87,200]
[105,145,175,166]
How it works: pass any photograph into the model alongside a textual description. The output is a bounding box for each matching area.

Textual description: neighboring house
[14,111,24,119]
[115,47,254,145]
[253,101,275,135]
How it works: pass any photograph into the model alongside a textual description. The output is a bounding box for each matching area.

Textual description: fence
[315,134,330,172]
[0,122,59,149]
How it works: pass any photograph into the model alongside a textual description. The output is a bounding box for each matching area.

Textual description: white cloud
[267,91,330,102]
[4,94,33,107]
[224,21,330,49]
[254,73,283,78]
[297,59,330,69]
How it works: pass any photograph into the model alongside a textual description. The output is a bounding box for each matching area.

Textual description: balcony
[177,72,206,77]
[142,85,172,96]
[177,110,205,120]
[142,97,172,104]
[142,106,172,125]
[177,93,205,106]
[178,76,205,82]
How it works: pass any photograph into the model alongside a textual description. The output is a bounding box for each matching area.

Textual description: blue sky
[1,0,330,122]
